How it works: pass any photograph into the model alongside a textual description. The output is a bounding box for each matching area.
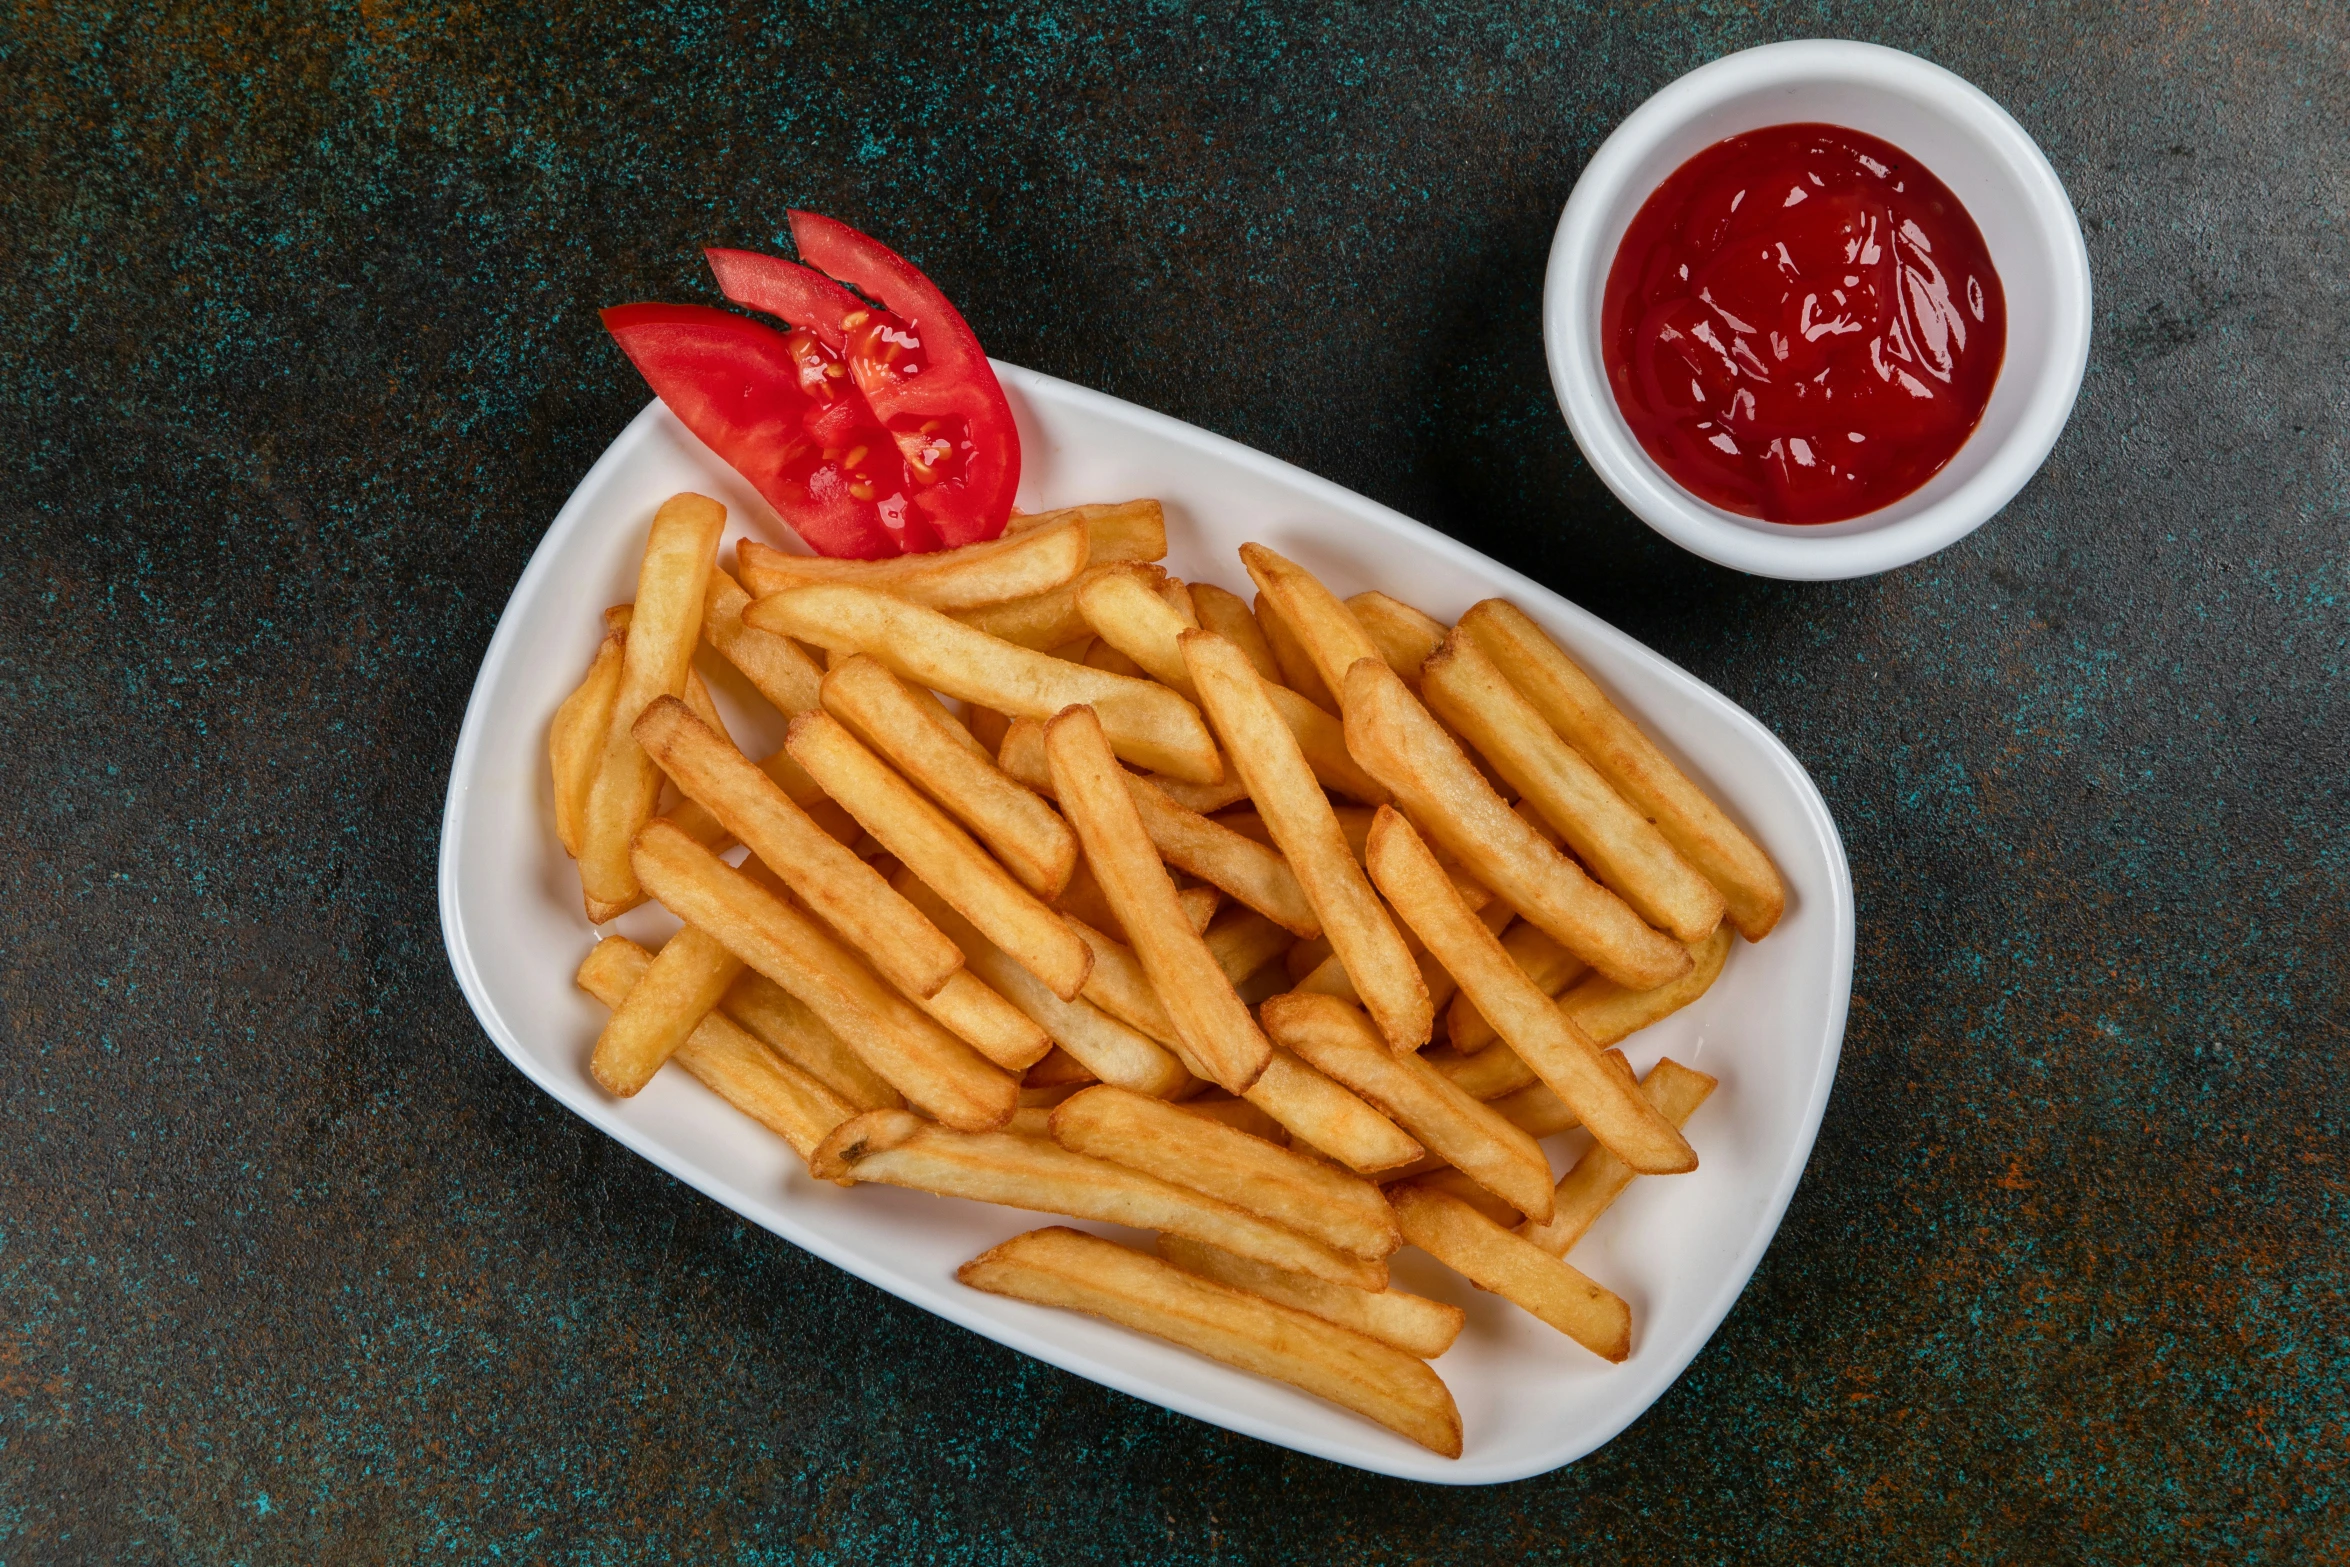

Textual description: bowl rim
[1542,38,2092,580]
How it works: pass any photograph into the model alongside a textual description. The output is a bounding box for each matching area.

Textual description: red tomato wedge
[705,248,864,353]
[600,303,941,559]
[712,214,1021,549]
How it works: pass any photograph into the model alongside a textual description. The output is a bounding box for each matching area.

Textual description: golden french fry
[704,564,824,716]
[1449,922,1587,1053]
[899,870,1186,1094]
[1293,892,1504,1025]
[579,494,727,919]
[634,697,964,999]
[1366,806,1695,1176]
[1241,544,1388,709]
[604,604,739,749]
[965,702,1012,755]
[720,971,903,1112]
[1157,1235,1463,1361]
[1253,588,1338,711]
[630,821,1015,1130]
[1142,771,1254,814]
[1401,1166,1528,1229]
[1261,991,1555,1225]
[820,654,1078,899]
[1488,1080,1579,1139]
[1428,924,1732,1100]
[1345,591,1446,691]
[1063,916,1177,1042]
[1183,629,1429,1050]
[1024,1044,1100,1088]
[1044,705,1272,1095]
[1126,775,1319,935]
[1052,1085,1401,1260]
[577,937,852,1160]
[786,711,1092,1001]
[1524,1057,1717,1256]
[1284,933,1333,982]
[1084,637,1150,679]
[1190,582,1282,682]
[551,633,625,857]
[1178,1094,1290,1144]
[1390,1184,1629,1361]
[814,1112,1382,1290]
[738,509,1088,609]
[1003,1106,1058,1137]
[961,1227,1460,1456]
[1004,499,1168,560]
[589,923,743,1096]
[748,584,1220,782]
[1202,907,1294,988]
[1244,1050,1427,1174]
[1424,629,1726,944]
[662,745,863,858]
[912,968,1057,1073]
[1343,657,1690,991]
[1458,599,1785,939]
[1079,564,1203,696]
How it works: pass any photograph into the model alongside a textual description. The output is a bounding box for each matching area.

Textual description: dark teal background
[3,2,2344,1561]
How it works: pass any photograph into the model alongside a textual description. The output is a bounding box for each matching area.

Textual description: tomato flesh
[600,303,938,559]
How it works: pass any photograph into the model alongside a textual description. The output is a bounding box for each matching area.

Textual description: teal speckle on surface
[2,2,2345,1562]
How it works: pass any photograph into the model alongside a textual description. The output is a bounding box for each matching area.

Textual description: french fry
[579,494,727,919]
[1025,1045,1100,1088]
[720,971,903,1112]
[1240,544,1388,709]
[703,564,825,716]
[820,654,1078,900]
[551,632,625,857]
[813,1112,1383,1290]
[1293,893,1507,1025]
[1190,582,1282,682]
[1261,992,1555,1225]
[1254,588,1339,711]
[1085,637,1150,679]
[1045,705,1272,1095]
[1182,629,1430,1051]
[1488,1080,1579,1140]
[1143,771,1254,814]
[1429,925,1733,1100]
[577,936,853,1160]
[1524,1057,1717,1256]
[1458,599,1785,939]
[1365,806,1695,1175]
[662,747,863,858]
[1202,907,1294,988]
[1051,1085,1401,1260]
[602,604,739,745]
[1449,922,1587,1053]
[1390,1184,1629,1360]
[1179,1095,1291,1144]
[786,711,1092,1001]
[630,821,1016,1130]
[1064,916,1177,1043]
[912,968,1057,1073]
[1124,775,1319,935]
[899,870,1186,1094]
[1079,564,1204,695]
[589,923,743,1096]
[1284,933,1333,982]
[1402,1166,1528,1228]
[1345,591,1446,691]
[1155,1236,1463,1361]
[748,584,1221,782]
[1051,852,1219,947]
[1423,629,1726,944]
[965,703,1012,755]
[961,1227,1460,1456]
[1004,499,1168,559]
[738,509,1088,609]
[1342,656,1691,991]
[634,697,965,999]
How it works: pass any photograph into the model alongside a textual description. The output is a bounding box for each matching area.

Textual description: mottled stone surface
[3,2,2344,1561]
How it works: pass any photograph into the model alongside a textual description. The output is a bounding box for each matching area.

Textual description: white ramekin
[1543,40,2092,580]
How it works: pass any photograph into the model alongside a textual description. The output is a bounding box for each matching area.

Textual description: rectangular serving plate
[437,364,1852,1483]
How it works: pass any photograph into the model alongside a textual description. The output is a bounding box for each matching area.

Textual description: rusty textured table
[4,3,2344,1561]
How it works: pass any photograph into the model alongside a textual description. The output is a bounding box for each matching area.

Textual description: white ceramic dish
[1544,39,2092,580]
[438,365,1854,1483]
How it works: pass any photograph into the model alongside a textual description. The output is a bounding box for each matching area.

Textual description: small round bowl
[1544,40,2092,580]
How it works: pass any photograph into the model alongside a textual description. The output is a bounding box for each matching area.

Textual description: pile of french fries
[550,492,1785,1458]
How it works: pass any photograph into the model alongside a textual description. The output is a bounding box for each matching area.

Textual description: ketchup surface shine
[1602,123,2005,524]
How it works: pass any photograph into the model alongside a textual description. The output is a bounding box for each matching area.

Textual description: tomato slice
[787,211,1022,548]
[600,303,940,559]
[704,248,866,353]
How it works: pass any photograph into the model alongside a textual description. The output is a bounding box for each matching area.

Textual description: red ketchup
[1602,123,2005,524]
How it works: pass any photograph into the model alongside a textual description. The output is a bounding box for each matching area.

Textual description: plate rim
[437,365,1855,1484]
